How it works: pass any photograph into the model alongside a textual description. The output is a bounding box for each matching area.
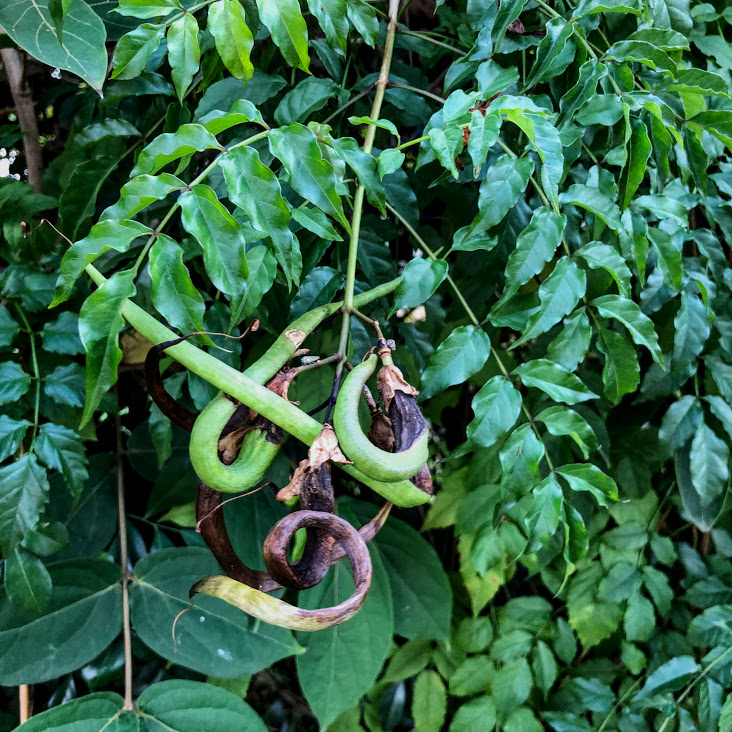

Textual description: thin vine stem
[397,29,466,55]
[15,307,40,445]
[334,0,400,379]
[388,82,445,104]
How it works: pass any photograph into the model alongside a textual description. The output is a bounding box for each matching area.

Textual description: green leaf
[619,119,652,210]
[513,359,597,404]
[449,656,495,696]
[467,110,501,176]
[690,422,729,508]
[4,546,52,615]
[179,185,249,300]
[636,656,700,699]
[492,657,533,715]
[673,289,710,369]
[0,362,30,405]
[546,309,592,372]
[111,22,165,80]
[468,155,533,237]
[559,61,607,125]
[420,326,492,400]
[0,305,19,347]
[0,0,108,92]
[687,110,732,152]
[476,60,519,98]
[288,266,344,320]
[688,606,732,646]
[667,69,730,96]
[512,257,586,346]
[296,544,393,729]
[500,206,565,300]
[0,416,31,463]
[575,0,642,16]
[466,375,522,449]
[559,184,622,231]
[52,219,151,307]
[524,474,563,546]
[0,558,121,684]
[604,40,676,74]
[35,423,88,501]
[136,679,267,731]
[115,0,182,18]
[633,194,688,228]
[149,234,206,335]
[12,693,126,732]
[536,406,596,458]
[198,99,265,135]
[413,670,447,732]
[450,697,497,732]
[557,464,618,506]
[306,0,348,54]
[525,18,575,89]
[627,27,688,50]
[593,295,663,366]
[208,0,254,81]
[346,1,378,47]
[131,124,222,177]
[378,149,405,178]
[346,500,452,641]
[349,115,400,141]
[532,640,559,696]
[219,146,299,287]
[79,270,136,428]
[706,396,732,444]
[269,123,349,229]
[624,593,655,642]
[167,13,200,101]
[596,327,640,403]
[331,136,386,214]
[392,258,448,314]
[291,207,341,240]
[101,173,185,221]
[275,77,340,126]
[429,126,464,179]
[648,228,682,291]
[576,242,632,297]
[43,363,84,407]
[131,547,301,676]
[255,0,310,71]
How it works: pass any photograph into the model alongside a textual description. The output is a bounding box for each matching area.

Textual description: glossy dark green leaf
[378,149,405,178]
[0,0,108,91]
[0,558,122,684]
[288,266,344,319]
[4,546,52,615]
[12,693,128,732]
[306,0,348,54]
[420,326,492,400]
[291,207,341,241]
[536,406,596,458]
[115,0,182,18]
[0,305,19,347]
[619,119,652,210]
[78,269,136,427]
[331,136,386,214]
[111,22,165,79]
[648,228,682,291]
[179,185,249,301]
[428,126,464,179]
[0,415,31,463]
[101,173,185,221]
[149,234,206,335]
[35,423,88,501]
[52,219,151,306]
[392,258,448,314]
[237,245,277,319]
[346,1,378,47]
[546,309,592,372]
[576,242,632,297]
[514,359,597,404]
[524,474,563,546]
[468,155,533,237]
[209,0,254,81]
[575,0,642,16]
[673,289,710,370]
[168,13,200,101]
[269,123,349,228]
[296,542,392,729]
[131,124,222,177]
[500,207,565,300]
[274,77,340,126]
[686,110,732,151]
[43,363,85,408]
[525,18,575,89]
[604,40,675,74]
[255,0,310,71]
[559,184,622,231]
[557,464,619,506]
[512,257,586,346]
[660,395,703,456]
[593,294,664,366]
[596,327,640,403]
[559,61,607,124]
[636,656,700,699]
[39,312,82,355]
[465,375,522,449]
[690,422,729,508]
[0,361,30,405]
[131,547,302,677]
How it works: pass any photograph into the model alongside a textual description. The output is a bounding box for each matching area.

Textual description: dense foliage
[1,0,732,729]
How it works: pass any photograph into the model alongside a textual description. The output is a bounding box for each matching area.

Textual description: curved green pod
[190,393,281,494]
[333,355,428,482]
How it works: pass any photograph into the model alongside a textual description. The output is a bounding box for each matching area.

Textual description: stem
[388,82,445,104]
[114,392,133,711]
[1,49,44,193]
[15,307,40,444]
[322,87,374,125]
[292,353,341,374]
[18,685,30,724]
[397,29,466,54]
[335,0,400,374]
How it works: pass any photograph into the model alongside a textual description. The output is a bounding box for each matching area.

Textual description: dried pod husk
[367,409,395,453]
[376,363,419,412]
[308,423,352,471]
[192,510,372,631]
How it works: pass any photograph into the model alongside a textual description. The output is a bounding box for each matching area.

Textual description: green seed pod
[190,393,282,494]
[333,355,428,482]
